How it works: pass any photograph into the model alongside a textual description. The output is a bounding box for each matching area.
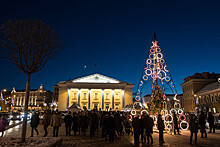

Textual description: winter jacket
[0,118,9,132]
[199,114,206,127]
[51,113,62,127]
[30,114,40,128]
[132,117,141,135]
[42,113,51,127]
[208,115,214,126]
[189,117,198,133]
[80,115,88,129]
[64,114,73,125]
[157,117,165,131]
[145,115,154,133]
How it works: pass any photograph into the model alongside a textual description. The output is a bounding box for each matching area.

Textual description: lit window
[73,93,77,100]
[83,93,87,100]
[106,93,109,100]
[115,93,119,99]
[94,93,98,100]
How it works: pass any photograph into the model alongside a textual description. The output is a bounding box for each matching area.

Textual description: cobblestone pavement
[4,122,220,147]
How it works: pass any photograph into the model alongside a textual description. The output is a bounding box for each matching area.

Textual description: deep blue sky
[0,0,219,94]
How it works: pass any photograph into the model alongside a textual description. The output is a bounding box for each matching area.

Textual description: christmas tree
[134,33,177,112]
[148,81,166,115]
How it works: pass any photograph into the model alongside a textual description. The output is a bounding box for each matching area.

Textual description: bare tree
[0,19,62,142]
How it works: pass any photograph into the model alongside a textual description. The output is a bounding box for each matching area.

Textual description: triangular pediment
[72,73,120,83]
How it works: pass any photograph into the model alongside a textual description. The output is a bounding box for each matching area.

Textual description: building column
[67,89,70,109]
[88,89,91,109]
[17,98,19,106]
[35,98,37,106]
[78,89,81,105]
[112,90,114,110]
[122,90,125,108]
[102,89,104,110]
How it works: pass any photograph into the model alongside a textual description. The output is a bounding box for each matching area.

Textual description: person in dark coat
[132,114,141,145]
[189,114,198,145]
[64,111,73,136]
[89,110,97,139]
[80,112,88,136]
[173,112,181,135]
[42,110,51,137]
[102,113,109,140]
[140,114,146,142]
[145,114,153,144]
[199,111,207,138]
[72,113,79,136]
[115,113,123,139]
[208,112,215,133]
[107,114,116,142]
[0,115,9,137]
[157,114,165,144]
[30,111,40,137]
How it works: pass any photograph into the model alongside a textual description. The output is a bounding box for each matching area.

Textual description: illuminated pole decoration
[133,33,190,131]
[134,33,178,114]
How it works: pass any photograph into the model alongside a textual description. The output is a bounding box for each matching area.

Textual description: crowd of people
[0,109,217,146]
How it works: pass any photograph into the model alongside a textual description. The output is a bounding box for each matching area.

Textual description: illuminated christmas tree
[134,33,178,113]
[148,81,166,115]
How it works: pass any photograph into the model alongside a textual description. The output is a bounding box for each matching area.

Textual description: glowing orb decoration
[180,121,189,130]
[131,109,136,116]
[165,76,170,82]
[149,54,154,59]
[145,69,152,76]
[141,110,148,115]
[143,75,148,81]
[163,94,166,100]
[157,53,163,59]
[146,59,152,64]
[174,102,181,109]
[156,48,161,52]
[165,114,173,123]
[170,108,177,114]
[160,59,165,64]
[179,114,186,121]
[135,96,141,101]
[166,124,172,130]
[178,109,183,115]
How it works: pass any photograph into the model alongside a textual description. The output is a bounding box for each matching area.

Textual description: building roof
[59,73,134,85]
[196,82,220,95]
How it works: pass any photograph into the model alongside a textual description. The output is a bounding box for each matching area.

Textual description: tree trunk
[21,73,31,142]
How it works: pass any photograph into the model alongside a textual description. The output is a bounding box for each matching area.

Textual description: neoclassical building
[12,84,52,111]
[181,72,219,113]
[195,81,220,113]
[57,73,134,111]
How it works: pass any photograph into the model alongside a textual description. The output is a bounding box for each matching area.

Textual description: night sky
[0,0,219,94]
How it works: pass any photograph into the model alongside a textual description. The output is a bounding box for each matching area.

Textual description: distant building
[143,94,183,110]
[195,81,220,113]
[57,73,134,111]
[181,72,220,113]
[12,84,52,111]
[52,85,59,103]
